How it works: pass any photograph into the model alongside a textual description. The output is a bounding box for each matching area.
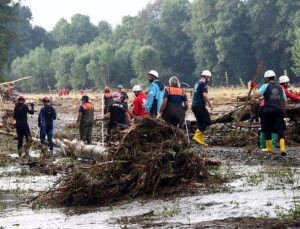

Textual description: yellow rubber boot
[262,140,273,153]
[200,132,208,147]
[279,139,286,156]
[193,129,202,144]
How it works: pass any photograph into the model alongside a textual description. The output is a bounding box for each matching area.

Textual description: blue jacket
[146,80,164,114]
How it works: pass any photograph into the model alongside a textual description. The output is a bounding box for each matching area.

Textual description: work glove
[250,81,257,89]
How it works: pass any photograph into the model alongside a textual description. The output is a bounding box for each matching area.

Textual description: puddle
[0,164,299,228]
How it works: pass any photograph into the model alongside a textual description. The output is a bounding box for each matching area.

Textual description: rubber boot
[259,132,266,149]
[271,133,279,149]
[193,129,202,144]
[262,140,273,153]
[200,132,208,147]
[279,139,286,156]
[18,148,22,158]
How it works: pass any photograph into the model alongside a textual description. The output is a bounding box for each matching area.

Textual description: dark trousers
[192,105,211,132]
[263,110,285,140]
[40,126,54,150]
[16,124,31,150]
[80,122,93,144]
[162,103,185,128]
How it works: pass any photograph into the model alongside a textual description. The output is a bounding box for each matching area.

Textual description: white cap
[201,70,212,77]
[148,70,159,78]
[279,75,289,84]
[132,85,142,92]
[264,70,276,78]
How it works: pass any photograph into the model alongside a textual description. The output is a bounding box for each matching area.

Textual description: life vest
[81,102,94,123]
[167,87,185,96]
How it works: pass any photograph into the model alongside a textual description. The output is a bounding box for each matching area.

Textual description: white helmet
[264,70,276,78]
[132,85,142,92]
[201,70,211,77]
[148,70,159,78]
[279,75,289,84]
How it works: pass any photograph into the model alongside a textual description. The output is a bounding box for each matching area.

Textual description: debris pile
[33,118,220,206]
[0,76,31,102]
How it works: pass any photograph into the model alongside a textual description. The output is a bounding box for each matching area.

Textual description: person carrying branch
[14,96,34,157]
[77,95,94,144]
[192,70,213,146]
[157,76,188,128]
[146,70,164,118]
[252,70,287,155]
[38,96,56,152]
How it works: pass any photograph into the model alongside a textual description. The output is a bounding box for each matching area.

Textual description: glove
[250,81,257,89]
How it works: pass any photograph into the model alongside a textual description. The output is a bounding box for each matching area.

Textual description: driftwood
[0,76,32,102]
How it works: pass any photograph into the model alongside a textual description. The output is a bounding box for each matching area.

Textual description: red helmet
[17,95,25,101]
[104,86,110,92]
[42,96,50,103]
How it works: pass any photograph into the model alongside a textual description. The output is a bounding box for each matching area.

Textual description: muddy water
[0,162,299,228]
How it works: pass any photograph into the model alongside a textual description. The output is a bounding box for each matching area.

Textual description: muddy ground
[0,90,300,228]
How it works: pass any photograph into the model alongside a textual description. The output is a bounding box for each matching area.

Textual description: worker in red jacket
[278,75,300,102]
[131,85,148,118]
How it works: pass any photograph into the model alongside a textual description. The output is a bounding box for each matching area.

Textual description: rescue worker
[103,86,113,114]
[278,75,300,102]
[146,70,164,118]
[192,70,213,146]
[38,96,56,152]
[258,100,278,150]
[102,92,131,136]
[13,96,34,157]
[252,70,287,155]
[131,85,148,118]
[158,76,188,128]
[118,85,129,109]
[77,95,94,144]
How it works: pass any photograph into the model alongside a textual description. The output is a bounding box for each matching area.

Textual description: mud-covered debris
[33,118,222,207]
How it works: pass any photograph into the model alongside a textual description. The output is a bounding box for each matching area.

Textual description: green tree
[0,0,18,81]
[292,29,300,76]
[131,45,161,87]
[51,45,77,89]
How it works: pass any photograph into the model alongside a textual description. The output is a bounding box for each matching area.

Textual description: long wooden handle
[234,61,263,135]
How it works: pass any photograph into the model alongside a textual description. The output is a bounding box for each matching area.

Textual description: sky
[21,0,153,31]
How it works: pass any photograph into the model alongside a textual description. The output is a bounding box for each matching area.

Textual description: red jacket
[280,85,299,102]
[132,92,148,117]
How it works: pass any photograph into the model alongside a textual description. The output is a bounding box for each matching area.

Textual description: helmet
[104,86,110,91]
[201,70,212,77]
[42,96,50,103]
[132,85,142,92]
[117,84,124,89]
[168,76,180,87]
[264,70,276,78]
[148,70,159,78]
[81,95,89,102]
[112,92,121,101]
[17,95,25,101]
[279,75,289,84]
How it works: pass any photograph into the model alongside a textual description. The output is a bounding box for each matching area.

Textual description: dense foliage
[2,0,300,91]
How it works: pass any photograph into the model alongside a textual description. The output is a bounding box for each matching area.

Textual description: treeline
[1,0,300,92]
